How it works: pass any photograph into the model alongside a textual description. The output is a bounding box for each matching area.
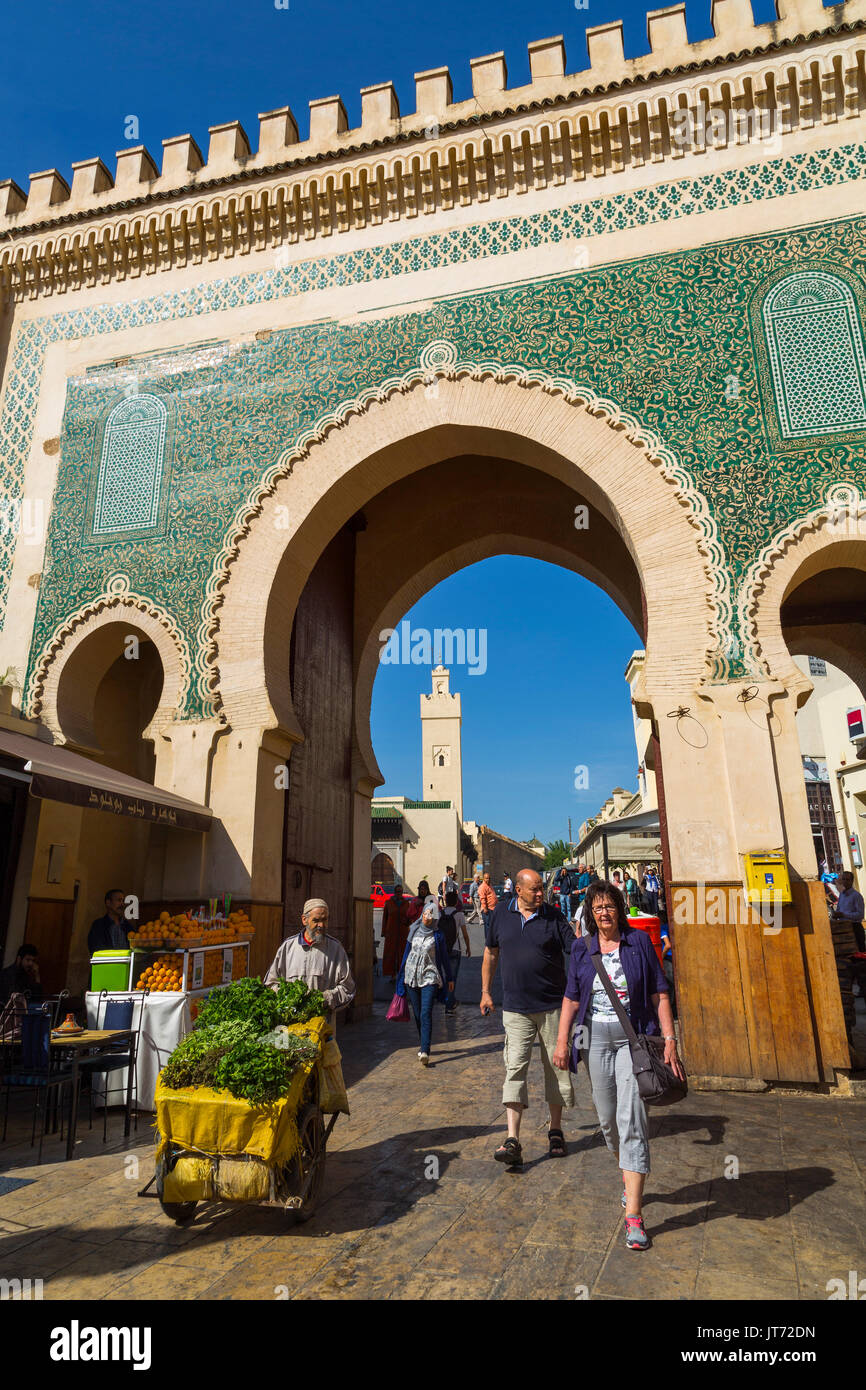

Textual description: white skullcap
[303,898,328,916]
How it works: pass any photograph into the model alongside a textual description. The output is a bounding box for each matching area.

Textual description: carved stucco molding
[2,33,864,300]
[25,572,193,725]
[195,340,732,714]
[739,482,865,676]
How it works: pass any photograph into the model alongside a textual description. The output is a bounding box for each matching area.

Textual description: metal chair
[1,1006,74,1164]
[82,991,146,1141]
[38,991,71,1030]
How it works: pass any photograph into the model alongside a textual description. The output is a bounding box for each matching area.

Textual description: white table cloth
[85,990,191,1112]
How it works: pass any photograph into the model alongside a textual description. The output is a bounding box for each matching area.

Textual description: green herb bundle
[161,1019,319,1104]
[192,976,325,1034]
[275,978,327,1024]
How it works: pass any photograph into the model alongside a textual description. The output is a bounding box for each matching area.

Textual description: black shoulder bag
[590,950,687,1106]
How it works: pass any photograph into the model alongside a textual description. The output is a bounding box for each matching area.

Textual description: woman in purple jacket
[553,880,683,1250]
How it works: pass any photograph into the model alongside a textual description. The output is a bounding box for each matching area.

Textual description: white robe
[263,932,356,1033]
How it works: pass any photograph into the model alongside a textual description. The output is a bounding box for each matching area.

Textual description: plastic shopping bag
[386,992,410,1021]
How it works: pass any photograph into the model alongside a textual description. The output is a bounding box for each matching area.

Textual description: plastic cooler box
[627,914,664,968]
[90,951,133,992]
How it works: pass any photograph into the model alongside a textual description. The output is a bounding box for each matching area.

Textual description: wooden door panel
[23,898,76,995]
[672,885,753,1078]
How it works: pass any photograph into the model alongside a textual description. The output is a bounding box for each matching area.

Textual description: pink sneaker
[624,1216,649,1250]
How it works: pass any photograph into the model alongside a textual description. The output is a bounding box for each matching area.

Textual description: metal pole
[603,831,609,882]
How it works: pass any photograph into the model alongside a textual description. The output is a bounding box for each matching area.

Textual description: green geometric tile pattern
[763,272,866,439]
[0,140,864,718]
[92,394,168,535]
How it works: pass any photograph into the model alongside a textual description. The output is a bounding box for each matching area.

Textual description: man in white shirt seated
[264,898,356,1032]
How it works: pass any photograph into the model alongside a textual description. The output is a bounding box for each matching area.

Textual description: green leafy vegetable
[274,978,327,1024]
[192,976,325,1034]
[161,1019,319,1104]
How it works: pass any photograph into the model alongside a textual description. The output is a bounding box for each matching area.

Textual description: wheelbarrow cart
[152,1016,348,1225]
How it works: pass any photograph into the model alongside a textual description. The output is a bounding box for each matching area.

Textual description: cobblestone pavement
[0,922,864,1301]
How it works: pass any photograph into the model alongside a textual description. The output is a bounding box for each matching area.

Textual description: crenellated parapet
[0,0,864,298]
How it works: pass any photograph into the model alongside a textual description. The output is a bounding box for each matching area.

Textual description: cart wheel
[155,1162,198,1225]
[162,1199,197,1226]
[287,1102,326,1223]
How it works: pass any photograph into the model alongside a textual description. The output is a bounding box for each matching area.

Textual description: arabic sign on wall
[29,773,211,833]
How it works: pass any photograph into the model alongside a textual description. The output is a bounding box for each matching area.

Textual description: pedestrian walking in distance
[553,880,683,1249]
[396,900,453,1066]
[479,871,498,939]
[553,862,574,923]
[438,866,459,908]
[468,873,483,923]
[440,890,471,1015]
[832,871,866,953]
[480,868,575,1166]
[407,880,432,926]
[381,883,410,984]
[576,863,591,907]
[641,866,660,916]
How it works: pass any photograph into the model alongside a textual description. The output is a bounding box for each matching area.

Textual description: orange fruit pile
[202,953,224,988]
[135,954,184,992]
[200,911,255,946]
[128,908,254,948]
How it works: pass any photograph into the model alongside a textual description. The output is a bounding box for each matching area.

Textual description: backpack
[440,908,459,953]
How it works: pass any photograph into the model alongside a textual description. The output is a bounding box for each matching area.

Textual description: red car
[370,883,393,909]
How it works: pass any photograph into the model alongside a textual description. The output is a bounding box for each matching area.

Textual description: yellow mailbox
[743,852,792,904]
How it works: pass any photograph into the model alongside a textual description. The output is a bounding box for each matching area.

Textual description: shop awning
[575,806,662,866]
[0,728,212,833]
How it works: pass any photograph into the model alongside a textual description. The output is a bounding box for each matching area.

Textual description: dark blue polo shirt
[487,898,574,1014]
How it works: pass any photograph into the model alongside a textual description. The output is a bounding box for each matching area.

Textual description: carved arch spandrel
[26,577,191,742]
[205,366,724,741]
[742,487,866,693]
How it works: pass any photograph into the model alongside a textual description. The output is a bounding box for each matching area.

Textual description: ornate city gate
[1,0,865,1084]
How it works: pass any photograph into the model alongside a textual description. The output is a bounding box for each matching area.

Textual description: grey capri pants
[585,1017,650,1174]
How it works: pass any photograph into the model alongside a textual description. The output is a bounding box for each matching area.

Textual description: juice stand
[86,904,255,1111]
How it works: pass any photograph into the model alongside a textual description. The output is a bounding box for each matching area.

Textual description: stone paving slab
[0,947,865,1300]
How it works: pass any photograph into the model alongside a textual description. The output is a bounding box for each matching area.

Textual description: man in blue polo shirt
[480,867,574,1166]
[576,864,592,905]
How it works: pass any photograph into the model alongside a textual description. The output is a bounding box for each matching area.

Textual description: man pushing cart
[153,897,353,1225]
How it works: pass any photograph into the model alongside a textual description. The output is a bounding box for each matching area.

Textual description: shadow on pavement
[645,1165,835,1232]
[650,1112,728,1146]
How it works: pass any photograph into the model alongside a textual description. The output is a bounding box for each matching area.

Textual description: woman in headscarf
[405,880,432,927]
[395,899,453,1066]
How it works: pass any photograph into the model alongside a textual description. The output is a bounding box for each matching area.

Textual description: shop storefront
[0,724,212,995]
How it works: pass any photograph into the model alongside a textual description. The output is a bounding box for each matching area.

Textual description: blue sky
[0,0,787,190]
[370,557,644,846]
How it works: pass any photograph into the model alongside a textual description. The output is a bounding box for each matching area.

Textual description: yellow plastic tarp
[155,1017,328,1168]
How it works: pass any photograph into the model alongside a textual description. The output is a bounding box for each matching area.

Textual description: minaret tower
[420,665,463,816]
